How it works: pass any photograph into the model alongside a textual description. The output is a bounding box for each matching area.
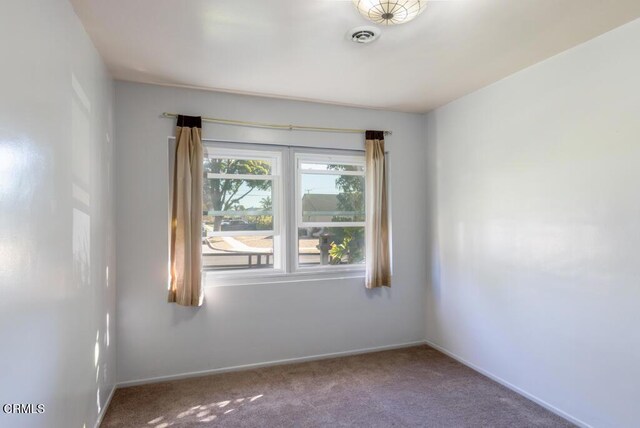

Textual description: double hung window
[202,147,283,272]
[295,153,365,270]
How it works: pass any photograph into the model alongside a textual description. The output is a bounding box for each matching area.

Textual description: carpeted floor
[102,345,573,427]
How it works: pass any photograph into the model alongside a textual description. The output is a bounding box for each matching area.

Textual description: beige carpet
[102,345,573,427]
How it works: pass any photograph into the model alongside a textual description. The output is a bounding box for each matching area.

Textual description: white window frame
[198,141,368,285]
[292,151,366,274]
[201,143,286,278]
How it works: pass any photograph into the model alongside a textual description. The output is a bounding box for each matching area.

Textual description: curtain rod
[199,138,366,153]
[161,112,392,136]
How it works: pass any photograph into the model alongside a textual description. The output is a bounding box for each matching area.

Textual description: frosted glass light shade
[352,0,427,25]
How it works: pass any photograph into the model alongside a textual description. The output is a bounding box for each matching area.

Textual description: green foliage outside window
[203,158,271,231]
[328,228,364,264]
[326,164,365,264]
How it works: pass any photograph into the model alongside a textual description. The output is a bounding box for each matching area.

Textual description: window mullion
[287,147,297,274]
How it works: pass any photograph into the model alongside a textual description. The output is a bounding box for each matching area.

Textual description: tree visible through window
[201,148,280,271]
[203,158,272,231]
[327,164,365,265]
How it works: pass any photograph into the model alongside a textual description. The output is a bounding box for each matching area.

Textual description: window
[295,153,365,270]
[202,146,283,272]
[200,142,367,279]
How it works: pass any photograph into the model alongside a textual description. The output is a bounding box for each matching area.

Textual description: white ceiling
[71,0,640,113]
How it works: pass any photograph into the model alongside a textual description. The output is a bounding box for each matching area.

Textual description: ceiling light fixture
[352,0,427,26]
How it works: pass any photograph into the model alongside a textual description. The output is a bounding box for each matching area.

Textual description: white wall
[425,18,640,428]
[0,1,116,427]
[114,81,428,384]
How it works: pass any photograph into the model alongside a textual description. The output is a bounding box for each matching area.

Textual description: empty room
[1,0,640,427]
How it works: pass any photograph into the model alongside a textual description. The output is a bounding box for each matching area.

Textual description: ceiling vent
[349,26,380,44]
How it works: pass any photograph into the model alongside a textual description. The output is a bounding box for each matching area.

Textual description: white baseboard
[94,384,116,428]
[423,339,590,428]
[103,340,588,427]
[117,340,427,388]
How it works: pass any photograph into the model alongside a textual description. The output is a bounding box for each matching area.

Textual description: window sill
[203,267,365,287]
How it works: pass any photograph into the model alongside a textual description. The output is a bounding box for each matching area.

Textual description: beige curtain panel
[168,115,204,306]
[365,131,391,288]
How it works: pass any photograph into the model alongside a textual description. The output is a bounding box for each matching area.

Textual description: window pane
[203,235,274,271]
[300,174,364,222]
[298,227,365,267]
[204,178,273,231]
[204,157,272,175]
[300,162,363,172]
